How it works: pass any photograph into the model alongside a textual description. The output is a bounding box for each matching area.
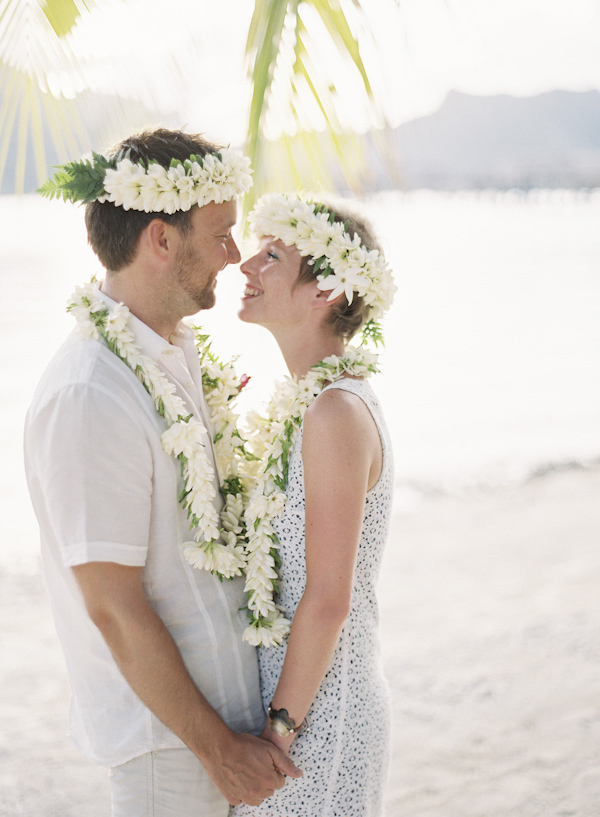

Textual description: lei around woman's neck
[241,343,380,647]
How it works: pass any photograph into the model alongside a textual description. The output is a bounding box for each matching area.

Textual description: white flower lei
[241,345,380,648]
[39,148,253,214]
[248,193,397,341]
[68,281,253,580]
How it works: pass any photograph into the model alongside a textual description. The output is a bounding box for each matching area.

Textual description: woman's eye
[268,251,279,260]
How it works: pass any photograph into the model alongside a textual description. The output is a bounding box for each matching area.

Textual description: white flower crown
[248,193,396,335]
[39,148,253,214]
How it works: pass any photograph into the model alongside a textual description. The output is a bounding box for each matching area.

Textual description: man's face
[173,199,241,313]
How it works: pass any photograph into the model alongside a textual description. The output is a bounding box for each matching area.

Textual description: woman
[234,193,396,816]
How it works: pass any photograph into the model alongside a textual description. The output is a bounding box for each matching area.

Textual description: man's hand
[201,729,302,807]
[259,722,295,757]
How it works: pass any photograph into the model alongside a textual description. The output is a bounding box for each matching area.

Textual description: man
[24,127,301,816]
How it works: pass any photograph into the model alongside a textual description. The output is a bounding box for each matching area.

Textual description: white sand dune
[2,467,599,816]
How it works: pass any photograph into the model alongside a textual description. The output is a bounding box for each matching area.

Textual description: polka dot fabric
[233,380,393,817]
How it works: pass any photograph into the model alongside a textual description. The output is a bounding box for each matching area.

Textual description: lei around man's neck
[38,148,253,214]
[67,280,252,580]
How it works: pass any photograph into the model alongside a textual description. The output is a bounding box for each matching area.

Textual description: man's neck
[101,273,179,342]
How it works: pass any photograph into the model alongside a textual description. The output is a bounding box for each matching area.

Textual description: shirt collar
[169,321,195,351]
[97,289,193,363]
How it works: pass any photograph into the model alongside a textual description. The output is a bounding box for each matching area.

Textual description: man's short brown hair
[85,128,223,272]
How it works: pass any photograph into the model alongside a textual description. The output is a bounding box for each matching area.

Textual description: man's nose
[227,236,241,265]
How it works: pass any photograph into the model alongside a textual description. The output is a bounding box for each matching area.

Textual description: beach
[2,464,599,816]
[2,189,599,815]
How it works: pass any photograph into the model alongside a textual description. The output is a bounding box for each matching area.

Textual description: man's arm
[72,561,301,807]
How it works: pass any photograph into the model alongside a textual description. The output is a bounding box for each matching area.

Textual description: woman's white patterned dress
[233,379,393,817]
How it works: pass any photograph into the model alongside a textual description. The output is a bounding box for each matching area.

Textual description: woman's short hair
[84,128,223,272]
[294,202,383,341]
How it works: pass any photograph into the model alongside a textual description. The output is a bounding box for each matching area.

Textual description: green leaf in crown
[38,152,114,203]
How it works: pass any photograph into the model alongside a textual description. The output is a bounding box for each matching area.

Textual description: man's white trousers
[109,746,229,817]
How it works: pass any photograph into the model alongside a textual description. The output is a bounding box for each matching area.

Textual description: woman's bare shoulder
[304,385,373,437]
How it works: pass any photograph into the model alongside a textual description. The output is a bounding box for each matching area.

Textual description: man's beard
[174,240,216,312]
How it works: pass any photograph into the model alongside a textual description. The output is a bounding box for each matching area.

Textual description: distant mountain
[5,88,599,194]
[388,89,600,189]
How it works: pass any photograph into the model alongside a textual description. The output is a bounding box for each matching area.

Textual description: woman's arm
[263,387,382,753]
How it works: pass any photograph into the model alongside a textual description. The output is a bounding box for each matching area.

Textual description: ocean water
[2,190,599,572]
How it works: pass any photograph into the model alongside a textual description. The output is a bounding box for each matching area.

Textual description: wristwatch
[267,703,303,737]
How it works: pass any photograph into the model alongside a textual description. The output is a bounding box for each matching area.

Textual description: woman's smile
[243,283,263,298]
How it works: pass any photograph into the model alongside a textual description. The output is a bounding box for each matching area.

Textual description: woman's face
[239,236,316,328]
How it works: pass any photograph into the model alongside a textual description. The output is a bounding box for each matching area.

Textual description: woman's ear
[312,286,344,310]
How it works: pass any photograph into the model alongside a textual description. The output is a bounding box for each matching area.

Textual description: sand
[2,466,599,817]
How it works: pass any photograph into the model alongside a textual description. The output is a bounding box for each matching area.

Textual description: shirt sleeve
[26,381,154,567]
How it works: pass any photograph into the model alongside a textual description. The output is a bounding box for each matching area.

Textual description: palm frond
[0,60,157,194]
[0,0,159,194]
[244,0,400,219]
[40,0,98,38]
[244,0,290,199]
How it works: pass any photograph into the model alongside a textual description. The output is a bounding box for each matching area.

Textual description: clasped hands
[206,729,302,807]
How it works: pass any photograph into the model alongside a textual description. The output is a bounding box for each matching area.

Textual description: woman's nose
[239,253,257,275]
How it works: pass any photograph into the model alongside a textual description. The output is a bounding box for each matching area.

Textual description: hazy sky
[70,0,600,143]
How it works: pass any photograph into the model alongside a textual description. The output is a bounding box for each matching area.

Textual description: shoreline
[2,466,600,816]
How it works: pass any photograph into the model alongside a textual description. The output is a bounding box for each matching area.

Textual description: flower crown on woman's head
[38,148,253,214]
[248,193,396,346]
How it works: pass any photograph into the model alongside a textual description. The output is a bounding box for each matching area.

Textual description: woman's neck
[273,326,346,380]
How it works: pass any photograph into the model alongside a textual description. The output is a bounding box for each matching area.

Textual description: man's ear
[143,218,175,262]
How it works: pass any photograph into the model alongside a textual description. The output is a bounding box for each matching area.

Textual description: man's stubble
[174,237,217,313]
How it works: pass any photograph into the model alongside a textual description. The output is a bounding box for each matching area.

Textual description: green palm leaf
[1,0,400,202]
[0,0,151,194]
[243,0,400,219]
[40,0,97,38]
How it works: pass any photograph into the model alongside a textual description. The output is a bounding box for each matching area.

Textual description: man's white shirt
[24,294,263,766]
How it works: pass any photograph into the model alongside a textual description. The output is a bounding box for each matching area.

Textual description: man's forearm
[72,561,301,806]
[91,588,230,758]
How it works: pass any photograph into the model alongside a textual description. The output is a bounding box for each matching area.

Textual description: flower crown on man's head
[38,148,253,214]
[248,193,396,346]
